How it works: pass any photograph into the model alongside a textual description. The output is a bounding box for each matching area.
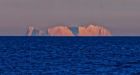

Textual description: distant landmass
[26,24,112,36]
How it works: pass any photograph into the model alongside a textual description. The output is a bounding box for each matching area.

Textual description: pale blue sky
[0,0,140,35]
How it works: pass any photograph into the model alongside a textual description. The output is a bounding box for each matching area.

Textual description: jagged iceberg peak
[26,24,112,36]
[26,26,45,36]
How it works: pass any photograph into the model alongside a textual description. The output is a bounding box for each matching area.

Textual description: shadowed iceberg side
[69,26,79,36]
[26,24,112,36]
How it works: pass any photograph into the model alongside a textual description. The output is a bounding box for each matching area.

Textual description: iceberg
[26,24,111,36]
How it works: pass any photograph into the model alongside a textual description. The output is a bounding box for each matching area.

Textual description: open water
[0,37,139,75]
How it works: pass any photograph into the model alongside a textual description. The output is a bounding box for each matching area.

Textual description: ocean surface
[0,37,140,75]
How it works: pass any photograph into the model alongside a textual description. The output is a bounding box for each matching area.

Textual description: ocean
[0,37,140,75]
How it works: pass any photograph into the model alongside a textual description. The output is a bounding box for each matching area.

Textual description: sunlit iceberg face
[78,25,111,36]
[47,26,74,36]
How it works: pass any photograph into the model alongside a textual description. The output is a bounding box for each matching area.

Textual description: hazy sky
[0,0,140,35]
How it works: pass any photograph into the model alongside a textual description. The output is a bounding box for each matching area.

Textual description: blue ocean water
[0,37,140,75]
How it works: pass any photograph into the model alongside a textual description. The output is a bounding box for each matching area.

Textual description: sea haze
[0,0,140,35]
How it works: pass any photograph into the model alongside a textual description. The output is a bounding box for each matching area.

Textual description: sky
[0,0,140,35]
